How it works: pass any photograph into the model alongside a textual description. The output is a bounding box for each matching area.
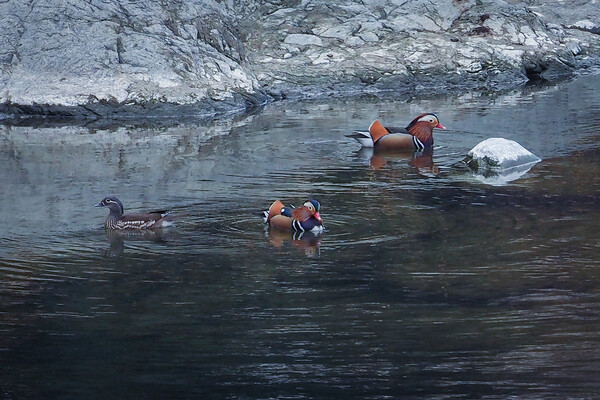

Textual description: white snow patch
[573,19,597,30]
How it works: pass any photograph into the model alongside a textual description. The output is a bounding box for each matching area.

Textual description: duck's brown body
[104,212,169,230]
[348,113,446,151]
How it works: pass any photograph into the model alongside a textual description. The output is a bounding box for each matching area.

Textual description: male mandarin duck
[263,199,324,233]
[347,113,446,150]
[95,196,172,230]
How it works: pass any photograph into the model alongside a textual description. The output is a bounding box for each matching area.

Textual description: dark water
[1,74,600,399]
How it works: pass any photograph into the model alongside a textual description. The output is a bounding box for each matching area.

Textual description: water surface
[1,74,600,399]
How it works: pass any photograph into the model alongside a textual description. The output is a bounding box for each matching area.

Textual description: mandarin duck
[347,113,446,151]
[95,196,172,230]
[263,199,324,233]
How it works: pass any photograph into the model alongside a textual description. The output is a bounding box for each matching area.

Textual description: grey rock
[345,36,366,47]
[284,33,324,46]
[0,0,267,118]
[1,0,599,118]
[313,23,357,40]
[359,32,380,43]
[565,40,582,56]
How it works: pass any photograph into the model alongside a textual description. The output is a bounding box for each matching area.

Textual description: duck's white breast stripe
[412,136,424,151]
[292,220,305,232]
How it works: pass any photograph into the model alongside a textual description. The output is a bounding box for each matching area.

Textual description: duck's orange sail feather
[267,200,285,223]
[368,120,390,143]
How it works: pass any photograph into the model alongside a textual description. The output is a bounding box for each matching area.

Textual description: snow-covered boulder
[463,138,541,185]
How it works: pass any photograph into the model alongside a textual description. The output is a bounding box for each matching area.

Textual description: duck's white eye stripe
[418,115,437,123]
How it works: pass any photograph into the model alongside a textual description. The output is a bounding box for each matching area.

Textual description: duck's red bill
[314,212,322,222]
[436,123,446,129]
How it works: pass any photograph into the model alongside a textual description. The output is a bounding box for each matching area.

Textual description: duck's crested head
[407,113,446,130]
[290,199,323,223]
[305,199,320,212]
[95,196,124,216]
[304,199,322,222]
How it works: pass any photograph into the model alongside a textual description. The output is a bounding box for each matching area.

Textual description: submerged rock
[464,138,541,185]
[0,0,599,118]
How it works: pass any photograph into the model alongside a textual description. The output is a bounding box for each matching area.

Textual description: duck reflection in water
[101,229,170,257]
[358,147,439,176]
[266,229,322,257]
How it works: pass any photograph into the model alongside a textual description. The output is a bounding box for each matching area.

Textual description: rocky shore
[1,0,599,119]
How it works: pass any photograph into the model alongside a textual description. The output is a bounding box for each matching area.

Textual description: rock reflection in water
[468,160,540,186]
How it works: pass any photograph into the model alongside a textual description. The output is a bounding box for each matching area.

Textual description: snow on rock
[463,138,541,185]
[464,138,541,170]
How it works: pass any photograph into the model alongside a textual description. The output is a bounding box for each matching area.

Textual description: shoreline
[1,67,594,126]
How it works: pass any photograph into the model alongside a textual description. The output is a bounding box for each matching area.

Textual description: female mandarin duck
[348,113,446,151]
[95,196,172,230]
[263,199,324,233]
